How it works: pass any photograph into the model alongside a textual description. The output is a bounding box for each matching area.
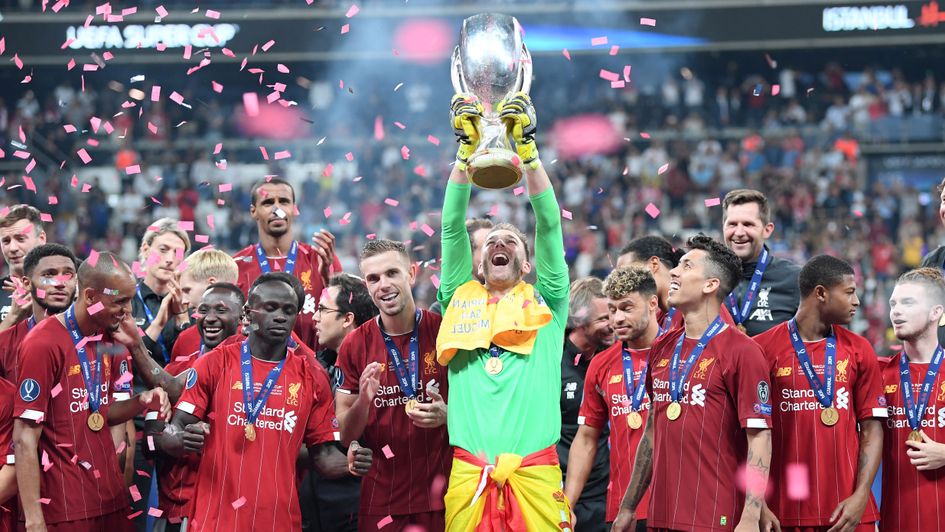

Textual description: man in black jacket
[304,272,379,531]
[722,189,801,336]
[919,177,945,346]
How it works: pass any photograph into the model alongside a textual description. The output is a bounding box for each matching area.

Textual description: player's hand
[358,362,382,402]
[498,92,539,167]
[311,229,337,287]
[450,93,483,169]
[347,440,373,477]
[182,422,210,453]
[111,313,146,350]
[761,503,782,532]
[905,430,945,470]
[826,491,868,532]
[139,387,171,419]
[167,277,186,317]
[610,508,636,532]
[407,385,447,428]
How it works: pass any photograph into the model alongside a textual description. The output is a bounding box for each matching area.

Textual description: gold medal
[666,401,682,421]
[87,412,105,432]
[909,430,924,442]
[627,411,643,430]
[820,407,839,426]
[485,357,504,376]
[244,423,256,441]
[405,399,419,414]
[736,324,747,334]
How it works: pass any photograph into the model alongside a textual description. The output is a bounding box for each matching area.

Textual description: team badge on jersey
[757,381,770,404]
[185,368,198,389]
[20,378,40,402]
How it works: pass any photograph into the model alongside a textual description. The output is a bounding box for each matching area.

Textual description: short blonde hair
[139,217,191,264]
[183,249,238,283]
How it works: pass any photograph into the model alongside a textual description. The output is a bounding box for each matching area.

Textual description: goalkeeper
[436,92,574,531]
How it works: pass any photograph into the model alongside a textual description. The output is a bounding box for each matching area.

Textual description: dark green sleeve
[529,187,569,311]
[436,182,474,308]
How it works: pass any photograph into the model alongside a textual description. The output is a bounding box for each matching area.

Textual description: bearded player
[880,268,945,531]
[565,267,659,529]
[754,255,884,532]
[437,92,573,529]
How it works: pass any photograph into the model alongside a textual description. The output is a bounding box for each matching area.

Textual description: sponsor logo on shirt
[68,364,81,377]
[652,377,702,408]
[689,384,707,407]
[779,385,851,413]
[185,369,198,389]
[564,381,578,400]
[20,379,40,402]
[230,402,298,434]
[776,366,792,378]
[693,357,715,380]
[608,374,623,384]
[70,382,112,413]
[286,382,301,406]
[302,293,317,316]
[885,384,898,394]
[656,358,669,368]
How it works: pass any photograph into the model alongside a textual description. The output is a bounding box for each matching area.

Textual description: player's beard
[483,254,523,288]
[622,312,651,345]
[32,287,72,316]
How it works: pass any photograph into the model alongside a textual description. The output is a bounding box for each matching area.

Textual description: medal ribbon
[787,319,836,408]
[239,340,288,426]
[65,306,103,414]
[380,311,421,400]
[899,345,945,432]
[669,316,725,402]
[255,240,299,276]
[27,315,36,330]
[622,349,648,411]
[726,247,770,325]
[136,285,170,364]
[658,308,677,336]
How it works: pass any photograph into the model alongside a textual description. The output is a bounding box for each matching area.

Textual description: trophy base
[467,149,522,190]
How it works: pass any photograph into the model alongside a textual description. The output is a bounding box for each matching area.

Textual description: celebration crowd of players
[0,92,943,532]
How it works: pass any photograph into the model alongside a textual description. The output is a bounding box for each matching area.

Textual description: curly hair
[603,267,657,301]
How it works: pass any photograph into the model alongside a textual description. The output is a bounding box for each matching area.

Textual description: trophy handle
[518,42,532,95]
[450,46,468,95]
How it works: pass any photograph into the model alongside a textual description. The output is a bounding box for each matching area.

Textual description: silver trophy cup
[451,13,533,190]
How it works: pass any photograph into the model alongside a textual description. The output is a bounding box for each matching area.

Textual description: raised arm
[438,173,474,306]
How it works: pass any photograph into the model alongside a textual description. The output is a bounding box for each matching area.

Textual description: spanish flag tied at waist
[444,446,573,532]
[436,280,552,365]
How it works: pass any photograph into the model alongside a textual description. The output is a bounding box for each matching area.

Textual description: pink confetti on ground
[381,445,394,459]
[658,163,670,175]
[376,516,393,529]
[384,198,399,207]
[231,496,247,509]
[704,197,721,207]
[87,302,105,315]
[640,17,656,26]
[591,36,608,46]
[645,203,660,218]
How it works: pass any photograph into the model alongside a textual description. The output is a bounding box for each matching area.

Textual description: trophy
[451,13,533,190]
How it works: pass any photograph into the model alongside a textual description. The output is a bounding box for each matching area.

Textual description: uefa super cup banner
[450,13,533,190]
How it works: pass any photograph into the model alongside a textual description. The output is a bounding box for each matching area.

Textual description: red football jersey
[0,318,30,382]
[754,323,885,526]
[155,349,203,520]
[170,325,202,365]
[646,325,771,531]
[233,242,342,350]
[880,355,945,532]
[176,341,337,531]
[336,310,451,517]
[13,318,133,523]
[579,342,651,521]
[0,377,16,532]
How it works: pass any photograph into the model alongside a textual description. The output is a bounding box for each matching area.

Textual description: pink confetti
[562,209,573,220]
[345,4,360,17]
[277,64,290,73]
[261,40,275,52]
[51,383,63,397]
[376,516,393,529]
[384,198,399,207]
[562,49,571,61]
[421,224,435,237]
[426,135,440,146]
[640,17,656,26]
[645,203,660,219]
[231,496,247,509]
[87,249,100,266]
[243,93,259,117]
[658,163,670,175]
[591,36,608,46]
[39,498,51,505]
[640,132,650,139]
[381,445,394,459]
[205,9,220,19]
[341,24,350,34]
[129,485,142,502]
[274,150,291,160]
[623,65,632,81]
[609,45,620,55]
[148,507,164,518]
[513,186,525,196]
[430,274,440,289]
[155,5,168,18]
[218,183,232,193]
[401,146,410,160]
[345,152,354,161]
[77,149,92,164]
[211,81,223,93]
[704,197,721,207]
[323,207,333,218]
[599,69,620,82]
[178,220,194,231]
[63,124,77,133]
[87,302,105,315]
[373,116,384,140]
[125,165,141,175]
[169,92,185,106]
[786,463,810,500]
[772,84,781,96]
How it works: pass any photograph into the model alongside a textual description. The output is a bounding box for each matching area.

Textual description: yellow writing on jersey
[776,367,792,378]
[609,374,623,384]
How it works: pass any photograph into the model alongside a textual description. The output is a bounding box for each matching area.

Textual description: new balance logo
[690,384,707,407]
